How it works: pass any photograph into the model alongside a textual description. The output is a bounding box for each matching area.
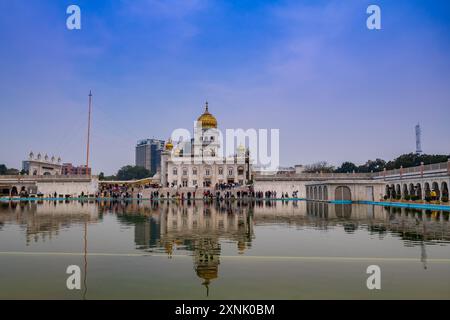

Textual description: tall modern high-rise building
[135,139,165,175]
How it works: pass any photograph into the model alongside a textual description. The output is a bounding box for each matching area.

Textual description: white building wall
[254,180,385,201]
[253,180,308,198]
[36,178,99,197]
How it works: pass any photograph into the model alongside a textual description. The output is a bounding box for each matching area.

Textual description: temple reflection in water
[0,199,449,295]
[0,200,98,244]
[112,201,254,295]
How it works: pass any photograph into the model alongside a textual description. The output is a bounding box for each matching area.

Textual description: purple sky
[1,0,449,175]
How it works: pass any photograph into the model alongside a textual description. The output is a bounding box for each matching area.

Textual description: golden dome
[196,265,218,281]
[165,138,173,150]
[197,102,217,129]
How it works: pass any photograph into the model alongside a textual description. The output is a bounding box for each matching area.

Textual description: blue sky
[1,0,449,174]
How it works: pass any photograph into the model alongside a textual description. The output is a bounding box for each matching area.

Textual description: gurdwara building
[159,102,251,188]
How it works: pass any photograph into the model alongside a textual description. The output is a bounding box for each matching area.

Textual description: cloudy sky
[1,0,449,174]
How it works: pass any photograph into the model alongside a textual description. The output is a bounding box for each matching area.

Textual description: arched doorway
[11,186,18,196]
[409,184,415,197]
[335,186,352,201]
[432,182,440,200]
[385,185,390,198]
[395,184,401,199]
[402,184,408,198]
[318,186,323,200]
[323,186,328,201]
[391,184,396,198]
[424,183,431,200]
[416,183,422,200]
[441,182,449,202]
[313,187,318,200]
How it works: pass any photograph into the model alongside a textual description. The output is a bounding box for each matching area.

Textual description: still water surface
[0,200,449,299]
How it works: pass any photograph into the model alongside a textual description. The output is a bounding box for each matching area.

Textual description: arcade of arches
[306,185,353,202]
[385,181,449,201]
[306,185,329,201]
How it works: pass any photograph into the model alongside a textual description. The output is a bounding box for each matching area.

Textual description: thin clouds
[111,0,214,56]
[122,0,209,19]
[0,1,449,173]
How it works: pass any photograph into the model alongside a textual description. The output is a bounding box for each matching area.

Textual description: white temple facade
[160,103,251,188]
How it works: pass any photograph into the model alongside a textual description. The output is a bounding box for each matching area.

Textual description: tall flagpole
[86,90,92,176]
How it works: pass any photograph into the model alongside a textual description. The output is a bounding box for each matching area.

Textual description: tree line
[0,164,21,175]
[303,153,450,174]
[99,165,152,181]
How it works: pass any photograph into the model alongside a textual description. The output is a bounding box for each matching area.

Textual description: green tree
[358,158,386,173]
[0,164,19,175]
[116,165,151,180]
[335,162,358,173]
[99,172,105,180]
[385,153,449,170]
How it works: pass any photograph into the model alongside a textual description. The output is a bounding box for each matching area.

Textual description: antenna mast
[86,91,92,176]
[415,123,422,155]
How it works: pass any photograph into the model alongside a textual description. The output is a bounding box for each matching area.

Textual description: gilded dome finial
[197,102,217,129]
[165,138,174,151]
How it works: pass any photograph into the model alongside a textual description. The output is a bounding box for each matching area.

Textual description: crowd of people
[215,182,242,190]
[254,190,299,199]
[91,182,301,201]
[99,184,141,199]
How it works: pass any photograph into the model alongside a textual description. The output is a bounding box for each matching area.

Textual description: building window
[182,180,188,187]
[192,168,197,175]
[205,169,210,176]
[210,136,214,141]
[192,180,197,186]
[238,166,244,176]
[173,168,177,175]
[218,167,223,175]
[183,168,188,176]
[228,168,233,176]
